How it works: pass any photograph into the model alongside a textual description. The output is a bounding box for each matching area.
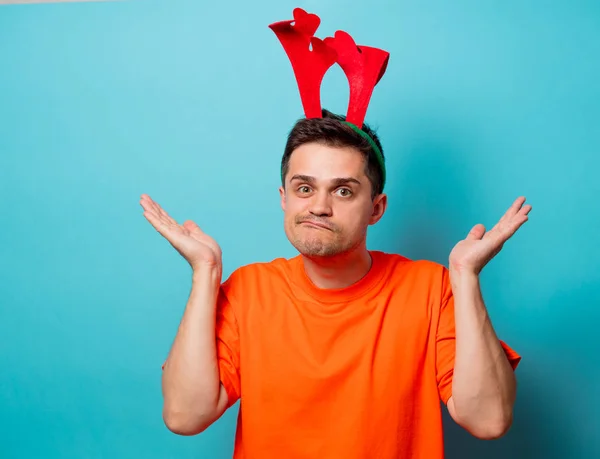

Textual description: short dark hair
[281,109,385,197]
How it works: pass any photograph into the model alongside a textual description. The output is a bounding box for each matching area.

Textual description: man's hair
[281,109,385,198]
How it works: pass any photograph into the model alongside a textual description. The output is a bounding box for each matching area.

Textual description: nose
[308,190,333,218]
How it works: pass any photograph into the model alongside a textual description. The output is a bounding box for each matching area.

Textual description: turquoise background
[1,1,599,458]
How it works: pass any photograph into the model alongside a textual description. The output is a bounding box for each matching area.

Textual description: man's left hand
[449,196,532,276]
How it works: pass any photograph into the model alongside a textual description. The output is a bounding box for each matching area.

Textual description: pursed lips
[299,220,332,230]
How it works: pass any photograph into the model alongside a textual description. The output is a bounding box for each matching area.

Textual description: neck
[301,245,373,289]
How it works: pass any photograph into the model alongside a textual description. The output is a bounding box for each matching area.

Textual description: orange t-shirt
[216,251,521,458]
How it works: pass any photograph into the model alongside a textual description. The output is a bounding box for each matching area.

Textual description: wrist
[192,264,222,286]
[449,267,480,291]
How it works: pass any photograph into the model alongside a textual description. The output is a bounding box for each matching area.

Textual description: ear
[279,186,287,212]
[369,193,387,225]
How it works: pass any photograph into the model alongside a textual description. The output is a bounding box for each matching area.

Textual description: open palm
[140,194,222,272]
[449,196,532,275]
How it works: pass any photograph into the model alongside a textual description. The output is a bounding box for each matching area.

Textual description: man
[140,9,531,458]
[140,112,530,459]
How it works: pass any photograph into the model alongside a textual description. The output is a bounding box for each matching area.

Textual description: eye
[297,185,312,194]
[335,188,353,197]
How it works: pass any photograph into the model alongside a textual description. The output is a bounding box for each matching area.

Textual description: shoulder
[225,256,295,279]
[374,250,449,284]
[374,250,446,270]
[221,256,296,292]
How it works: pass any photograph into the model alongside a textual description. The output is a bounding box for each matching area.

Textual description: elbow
[466,413,513,440]
[162,406,215,436]
[450,399,514,440]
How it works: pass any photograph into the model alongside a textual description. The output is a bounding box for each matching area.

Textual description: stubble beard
[292,235,341,257]
[289,224,363,258]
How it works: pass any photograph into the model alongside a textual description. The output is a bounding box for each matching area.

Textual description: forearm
[162,266,224,432]
[450,270,516,438]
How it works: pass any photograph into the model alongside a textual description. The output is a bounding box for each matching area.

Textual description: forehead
[287,142,366,179]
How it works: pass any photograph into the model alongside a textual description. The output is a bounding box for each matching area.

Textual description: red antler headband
[269,8,389,188]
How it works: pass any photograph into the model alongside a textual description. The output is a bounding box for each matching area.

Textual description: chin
[299,247,339,258]
[293,236,346,258]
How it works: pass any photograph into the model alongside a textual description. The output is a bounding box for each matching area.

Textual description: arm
[139,194,231,435]
[161,267,229,435]
[446,196,531,439]
[446,271,516,439]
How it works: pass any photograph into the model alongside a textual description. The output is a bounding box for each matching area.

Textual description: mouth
[299,221,332,231]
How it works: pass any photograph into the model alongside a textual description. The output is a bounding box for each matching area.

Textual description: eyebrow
[290,174,362,187]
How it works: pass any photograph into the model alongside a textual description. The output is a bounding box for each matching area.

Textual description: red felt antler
[269,8,338,119]
[324,31,390,128]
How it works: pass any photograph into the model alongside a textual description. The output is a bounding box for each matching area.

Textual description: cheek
[282,200,301,227]
[340,205,372,232]
[284,195,305,215]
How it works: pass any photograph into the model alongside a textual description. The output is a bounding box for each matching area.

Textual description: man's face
[279,142,387,258]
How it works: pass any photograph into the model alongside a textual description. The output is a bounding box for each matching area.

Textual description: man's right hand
[140,194,222,274]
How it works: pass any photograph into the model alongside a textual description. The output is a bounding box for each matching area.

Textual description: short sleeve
[436,267,522,405]
[215,283,241,408]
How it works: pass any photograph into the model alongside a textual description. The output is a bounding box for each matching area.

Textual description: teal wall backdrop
[1,1,599,458]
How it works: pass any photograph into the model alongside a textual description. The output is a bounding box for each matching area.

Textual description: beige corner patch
[0,0,119,4]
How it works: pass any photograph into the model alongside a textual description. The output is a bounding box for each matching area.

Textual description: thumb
[183,220,203,234]
[466,223,486,240]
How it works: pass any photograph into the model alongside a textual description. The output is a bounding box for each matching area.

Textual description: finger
[143,210,172,239]
[140,194,154,212]
[519,203,532,217]
[145,204,171,228]
[466,223,486,240]
[148,197,164,217]
[143,195,178,226]
[150,198,180,226]
[141,201,176,233]
[160,207,179,225]
[500,196,527,222]
[142,206,160,222]
[183,221,221,255]
[140,195,162,218]
[494,211,530,243]
[498,196,525,224]
[157,204,178,226]
[140,198,162,221]
[503,220,527,241]
[492,197,528,234]
[184,221,219,251]
[141,194,162,215]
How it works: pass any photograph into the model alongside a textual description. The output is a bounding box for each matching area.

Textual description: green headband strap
[344,122,386,190]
